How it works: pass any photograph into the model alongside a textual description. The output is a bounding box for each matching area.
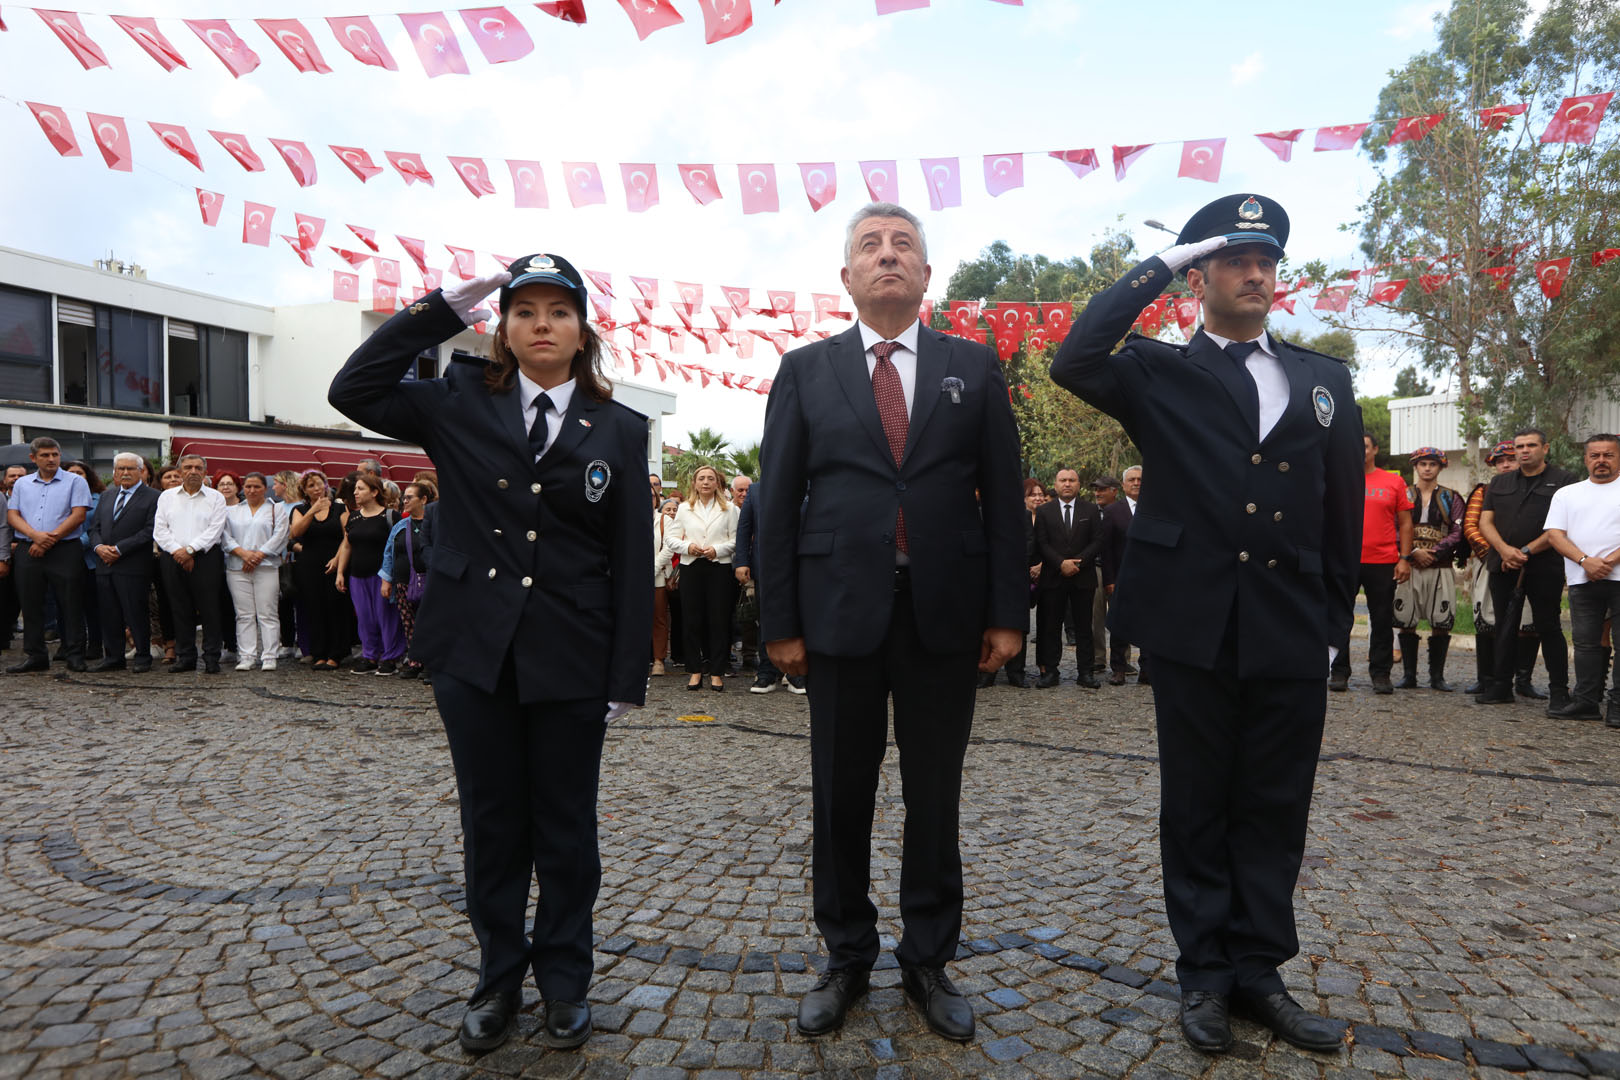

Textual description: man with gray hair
[87,452,161,671]
[153,454,228,673]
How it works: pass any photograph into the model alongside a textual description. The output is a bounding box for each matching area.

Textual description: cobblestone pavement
[2,637,1618,1080]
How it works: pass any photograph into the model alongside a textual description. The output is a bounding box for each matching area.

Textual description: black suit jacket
[328,291,653,705]
[86,483,159,576]
[733,489,758,570]
[758,322,1026,656]
[1101,499,1132,587]
[1033,498,1103,589]
[1050,255,1362,680]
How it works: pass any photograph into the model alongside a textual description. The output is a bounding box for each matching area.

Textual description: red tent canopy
[172,436,434,482]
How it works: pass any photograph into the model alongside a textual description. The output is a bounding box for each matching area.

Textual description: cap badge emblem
[1238,197,1263,221]
[527,255,556,271]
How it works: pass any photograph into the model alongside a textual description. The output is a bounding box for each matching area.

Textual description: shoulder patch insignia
[1312,385,1335,427]
[584,459,611,504]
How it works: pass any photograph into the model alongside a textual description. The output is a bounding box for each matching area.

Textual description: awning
[172,436,434,482]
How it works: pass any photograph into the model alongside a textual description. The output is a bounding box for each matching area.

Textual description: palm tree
[669,427,732,489]
[728,441,761,482]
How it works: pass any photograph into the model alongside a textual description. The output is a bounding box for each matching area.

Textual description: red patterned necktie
[871,340,909,553]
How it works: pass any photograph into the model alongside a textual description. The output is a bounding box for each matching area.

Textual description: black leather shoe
[130,660,152,674]
[89,659,127,673]
[65,658,87,672]
[1077,674,1101,689]
[1549,699,1601,720]
[203,660,221,674]
[1232,991,1343,1052]
[1179,990,1232,1053]
[1108,670,1127,685]
[1429,677,1453,692]
[1036,671,1059,688]
[6,658,49,674]
[900,966,974,1042]
[1475,687,1514,704]
[975,672,996,689]
[169,661,197,673]
[1545,688,1571,715]
[796,967,868,1036]
[1515,680,1547,700]
[1607,698,1620,728]
[1328,672,1348,692]
[1371,673,1394,695]
[543,999,591,1049]
[458,990,518,1053]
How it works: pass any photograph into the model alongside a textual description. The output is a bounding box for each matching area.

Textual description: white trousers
[226,567,281,663]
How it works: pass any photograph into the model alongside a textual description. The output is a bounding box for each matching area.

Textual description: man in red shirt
[1330,433,1413,694]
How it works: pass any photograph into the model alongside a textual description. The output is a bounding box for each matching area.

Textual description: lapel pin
[578,418,592,428]
[941,376,964,404]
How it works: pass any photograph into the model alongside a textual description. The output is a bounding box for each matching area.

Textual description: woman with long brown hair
[289,470,348,670]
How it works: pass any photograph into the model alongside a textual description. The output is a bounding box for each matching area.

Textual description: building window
[168,322,248,420]
[0,285,54,403]
[22,427,163,484]
[58,300,164,412]
[401,348,437,382]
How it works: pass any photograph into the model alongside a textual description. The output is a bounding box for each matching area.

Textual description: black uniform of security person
[329,254,652,1055]
[1050,194,1363,1056]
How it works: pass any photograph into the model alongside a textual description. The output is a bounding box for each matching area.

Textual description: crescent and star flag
[630,299,653,324]
[374,258,401,284]
[1593,249,1620,268]
[397,236,429,274]
[325,16,398,69]
[333,271,359,302]
[1541,92,1612,144]
[27,102,81,156]
[860,160,898,202]
[242,202,275,246]
[1314,123,1369,150]
[1178,139,1225,182]
[150,123,202,169]
[330,247,373,267]
[947,301,980,338]
[447,246,476,279]
[35,10,108,69]
[1255,129,1304,161]
[211,131,265,171]
[622,164,660,212]
[1418,273,1453,293]
[1112,144,1151,180]
[460,7,535,62]
[590,294,613,322]
[813,293,840,323]
[331,145,383,181]
[1389,113,1445,144]
[562,162,606,206]
[1480,266,1514,289]
[700,0,752,43]
[294,213,324,251]
[1040,303,1072,337]
[348,225,380,251]
[420,268,443,293]
[112,16,188,70]
[185,19,262,77]
[984,153,1023,197]
[373,281,397,314]
[723,287,751,316]
[767,290,795,314]
[507,160,549,207]
[632,276,660,306]
[1049,148,1098,181]
[256,18,331,73]
[88,113,132,172]
[615,0,684,39]
[738,164,779,214]
[386,151,435,186]
[449,156,496,196]
[269,139,318,186]
[799,162,837,210]
[1173,297,1201,331]
[1270,297,1296,316]
[674,281,704,308]
[678,164,723,205]
[1370,279,1409,305]
[195,188,223,226]
[584,268,614,297]
[711,304,734,330]
[1313,285,1354,311]
[535,1,587,21]
[1477,103,1527,131]
[400,12,470,76]
[920,157,961,209]
[1026,327,1048,352]
[282,236,314,267]
[1534,258,1573,299]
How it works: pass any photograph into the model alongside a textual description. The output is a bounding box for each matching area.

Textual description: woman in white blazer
[666,465,738,691]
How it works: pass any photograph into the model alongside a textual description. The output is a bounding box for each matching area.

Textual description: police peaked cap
[1177,194,1290,255]
[500,253,590,317]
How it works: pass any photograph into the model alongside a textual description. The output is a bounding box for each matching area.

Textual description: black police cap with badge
[1175,193,1291,274]
[500,253,590,317]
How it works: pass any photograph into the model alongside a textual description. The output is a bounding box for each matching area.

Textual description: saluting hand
[1157,235,1228,274]
[442,271,513,327]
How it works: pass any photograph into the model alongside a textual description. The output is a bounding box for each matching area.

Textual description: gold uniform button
[531,482,542,494]
[1131,280,1140,288]
[526,530,537,541]
[1238,551,1250,562]
[487,568,497,579]
[1250,453,1262,465]
[497,479,508,489]
[1278,462,1290,472]
[1147,269,1155,278]
[1274,511,1284,521]
[1245,503,1257,514]
[1267,559,1278,568]
[520,576,533,588]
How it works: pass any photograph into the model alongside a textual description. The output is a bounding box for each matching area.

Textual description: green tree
[728,441,761,482]
[1358,396,1393,467]
[668,426,732,490]
[1392,364,1435,397]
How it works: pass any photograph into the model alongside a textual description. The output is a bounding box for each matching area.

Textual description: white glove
[441,271,511,326]
[605,701,635,724]
[1158,236,1228,274]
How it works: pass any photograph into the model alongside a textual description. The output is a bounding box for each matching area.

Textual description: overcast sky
[1,0,1458,447]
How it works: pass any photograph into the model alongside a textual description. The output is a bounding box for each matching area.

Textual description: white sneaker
[260,658,277,671]
[234,658,255,671]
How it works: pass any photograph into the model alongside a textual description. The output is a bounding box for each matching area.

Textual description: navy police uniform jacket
[328,291,653,706]
[1049,256,1363,679]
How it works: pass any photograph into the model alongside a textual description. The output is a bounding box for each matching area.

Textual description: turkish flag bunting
[1477,103,1527,131]
[1173,297,1200,332]
[1418,273,1453,292]
[984,153,1023,197]
[790,311,811,335]
[633,324,652,349]
[1048,149,1099,181]
[149,123,202,169]
[256,19,331,72]
[1314,123,1369,151]
[374,258,401,284]
[447,156,496,197]
[460,7,534,62]
[1040,302,1072,337]
[282,236,314,267]
[674,281,704,308]
[1112,144,1152,181]
[1255,129,1303,161]
[734,334,755,359]
[562,162,606,206]
[349,225,380,251]
[1592,249,1620,268]
[590,294,613,322]
[1370,279,1409,305]
[329,247,373,267]
[294,213,324,252]
[756,377,772,393]
[386,152,435,186]
[768,332,793,356]
[1313,285,1355,311]
[508,160,549,207]
[1026,327,1048,353]
[768,290,796,314]
[670,304,696,331]
[724,287,752,316]
[242,202,275,246]
[860,160,898,202]
[993,334,1019,362]
[697,329,721,354]
[333,271,359,301]
[1541,92,1613,144]
[397,236,429,274]
[677,164,723,205]
[447,246,476,279]
[812,293,841,323]
[799,162,837,210]
[701,0,752,42]
[88,114,133,172]
[325,16,398,69]
[35,10,108,69]
[535,1,587,21]
[1389,113,1445,144]
[196,188,223,226]
[632,276,660,306]
[584,268,614,297]
[1132,298,1167,336]
[270,139,318,186]
[1480,266,1514,289]
[631,299,653,324]
[331,145,383,181]
[920,157,961,210]
[738,164,780,214]
[876,0,930,12]
[983,304,1022,339]
[373,281,397,314]
[622,164,660,212]
[185,20,262,77]
[1178,139,1225,182]
[26,103,81,156]
[667,331,685,355]
[712,304,735,330]
[947,301,981,338]
[1534,258,1572,298]
[614,0,684,39]
[112,16,188,70]
[211,131,265,171]
[400,12,470,76]
[1270,297,1296,316]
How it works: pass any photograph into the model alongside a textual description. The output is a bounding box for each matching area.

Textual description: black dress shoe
[1077,674,1101,689]
[1371,673,1394,695]
[6,658,49,674]
[1036,671,1060,689]
[1232,991,1343,1052]
[169,661,197,673]
[1328,672,1348,692]
[89,659,127,673]
[796,967,868,1036]
[203,660,221,674]
[1179,990,1232,1053]
[900,966,974,1041]
[65,658,87,673]
[1549,699,1601,720]
[130,660,152,674]
[975,672,996,689]
[1515,680,1547,700]
[1107,670,1127,686]
[458,990,518,1053]
[1475,687,1514,704]
[542,999,591,1049]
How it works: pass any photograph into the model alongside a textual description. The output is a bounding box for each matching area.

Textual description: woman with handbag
[666,465,738,691]
[380,478,437,679]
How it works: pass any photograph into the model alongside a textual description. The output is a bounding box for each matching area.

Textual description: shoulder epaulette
[1122,331,1188,354]
[1278,338,1350,364]
[607,398,649,423]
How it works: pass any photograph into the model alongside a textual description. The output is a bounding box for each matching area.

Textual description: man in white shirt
[153,454,229,673]
[1544,434,1620,725]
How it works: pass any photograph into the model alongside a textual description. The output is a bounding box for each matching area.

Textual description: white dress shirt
[857,318,920,414]
[223,500,292,571]
[154,484,228,555]
[1125,495,1138,514]
[1202,328,1288,441]
[518,373,575,458]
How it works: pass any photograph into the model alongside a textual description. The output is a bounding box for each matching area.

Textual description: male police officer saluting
[1050,195,1362,1054]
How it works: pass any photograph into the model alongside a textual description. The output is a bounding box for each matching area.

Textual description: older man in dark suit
[1033,467,1104,688]
[1101,466,1141,684]
[87,452,160,672]
[759,203,1025,1043]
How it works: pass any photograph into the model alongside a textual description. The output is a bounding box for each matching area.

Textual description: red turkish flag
[590,294,614,323]
[447,156,496,197]
[1313,285,1354,311]
[563,162,606,206]
[331,145,382,181]
[983,153,1023,197]
[26,103,81,156]
[1025,327,1048,353]
[1480,266,1514,290]
[670,304,696,331]
[256,19,330,72]
[768,332,793,356]
[349,225,380,252]
[1132,298,1167,336]
[1418,273,1453,293]
[712,305,735,331]
[614,0,684,39]
[374,258,401,285]
[1255,129,1303,161]
[386,152,436,186]
[585,269,615,297]
[447,246,476,279]
[1534,258,1572,298]
[1314,123,1369,151]
[460,7,534,62]
[1370,279,1409,305]
[211,131,265,172]
[727,288,756,317]
[1592,248,1620,268]
[1049,148,1099,181]
[738,164,780,214]
[185,20,261,77]
[982,304,1019,339]
[282,236,314,267]
[631,277,660,306]
[269,139,318,187]
[396,237,429,274]
[333,271,359,301]
[294,213,324,252]
[373,281,397,314]
[876,0,930,12]
[536,1,587,22]
[1270,297,1296,316]
[1172,296,1201,332]
[860,160,898,202]
[1178,139,1225,182]
[88,114,132,172]
[813,294,841,323]
[400,12,470,76]
[149,123,201,169]
[1477,103,1527,131]
[329,248,373,268]
[508,160,549,207]
[325,16,398,69]
[674,281,704,308]
[242,202,275,246]
[196,189,223,226]
[112,16,188,70]
[767,290,796,314]
[697,329,721,354]
[621,164,660,212]
[947,301,981,338]
[920,157,961,210]
[678,164,723,205]
[993,334,1019,362]
[700,0,752,42]
[1040,302,1072,338]
[733,334,756,360]
[35,10,108,69]
[1542,92,1613,144]
[789,311,812,335]
[798,162,837,210]
[1112,144,1152,180]
[1389,113,1445,145]
[630,299,654,324]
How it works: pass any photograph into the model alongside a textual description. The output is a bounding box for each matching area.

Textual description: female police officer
[329,255,652,1054]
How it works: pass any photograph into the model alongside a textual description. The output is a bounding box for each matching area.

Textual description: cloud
[1229,52,1263,86]
[1386,0,1446,39]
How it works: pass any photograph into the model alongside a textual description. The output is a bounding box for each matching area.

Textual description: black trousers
[681,558,735,677]
[160,546,224,665]
[1569,581,1620,706]
[1331,562,1396,679]
[806,575,977,971]
[1035,581,1094,673]
[296,562,349,663]
[1489,564,1568,692]
[1152,619,1326,996]
[434,655,606,1002]
[0,563,18,644]
[99,569,152,661]
[15,540,85,664]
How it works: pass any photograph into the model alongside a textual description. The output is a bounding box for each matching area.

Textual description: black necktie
[528,392,554,459]
[1223,340,1262,430]
[114,489,129,519]
[1063,501,1072,532]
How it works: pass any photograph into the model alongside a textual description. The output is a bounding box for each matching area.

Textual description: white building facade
[1389,388,1620,491]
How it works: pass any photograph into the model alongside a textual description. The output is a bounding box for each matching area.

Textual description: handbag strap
[404,518,417,575]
